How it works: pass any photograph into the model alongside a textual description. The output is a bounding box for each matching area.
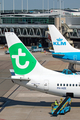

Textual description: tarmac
[0,49,80,120]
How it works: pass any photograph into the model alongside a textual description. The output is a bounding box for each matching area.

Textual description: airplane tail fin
[48,25,77,52]
[5,32,41,75]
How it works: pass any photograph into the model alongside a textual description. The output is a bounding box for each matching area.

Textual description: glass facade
[2,17,54,24]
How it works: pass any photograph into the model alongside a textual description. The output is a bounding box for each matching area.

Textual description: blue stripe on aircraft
[52,52,80,61]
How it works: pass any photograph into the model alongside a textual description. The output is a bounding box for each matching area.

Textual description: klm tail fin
[5,32,41,75]
[48,25,78,52]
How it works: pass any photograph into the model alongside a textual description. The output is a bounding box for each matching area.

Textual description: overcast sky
[0,0,80,10]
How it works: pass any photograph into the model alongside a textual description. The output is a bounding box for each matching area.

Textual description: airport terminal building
[0,10,80,48]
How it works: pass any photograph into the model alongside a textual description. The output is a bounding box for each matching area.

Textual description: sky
[0,0,80,11]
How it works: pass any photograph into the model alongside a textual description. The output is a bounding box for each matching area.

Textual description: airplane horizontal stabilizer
[0,77,31,81]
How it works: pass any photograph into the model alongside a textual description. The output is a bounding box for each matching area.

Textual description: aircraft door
[44,80,49,92]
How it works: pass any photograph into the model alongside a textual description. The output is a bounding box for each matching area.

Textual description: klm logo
[53,38,66,46]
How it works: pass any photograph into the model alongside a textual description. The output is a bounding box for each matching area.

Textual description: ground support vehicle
[51,97,71,116]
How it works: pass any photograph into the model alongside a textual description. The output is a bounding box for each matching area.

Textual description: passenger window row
[57,83,80,87]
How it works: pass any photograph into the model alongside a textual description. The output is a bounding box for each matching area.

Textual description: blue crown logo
[56,38,63,41]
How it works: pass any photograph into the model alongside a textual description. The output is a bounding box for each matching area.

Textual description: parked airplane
[5,32,80,98]
[48,25,80,71]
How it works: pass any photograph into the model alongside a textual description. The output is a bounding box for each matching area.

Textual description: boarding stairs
[53,96,71,115]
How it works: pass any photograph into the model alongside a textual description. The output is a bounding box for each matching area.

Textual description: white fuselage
[12,73,80,98]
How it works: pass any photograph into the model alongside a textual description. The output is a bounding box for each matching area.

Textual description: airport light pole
[57,0,58,9]
[13,0,14,13]
[0,3,1,14]
[63,0,64,10]
[62,0,64,10]
[22,0,23,12]
[0,3,1,23]
[59,0,61,29]
[42,0,44,13]
[53,0,54,10]
[48,0,49,13]
[3,0,4,13]
[27,0,28,13]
